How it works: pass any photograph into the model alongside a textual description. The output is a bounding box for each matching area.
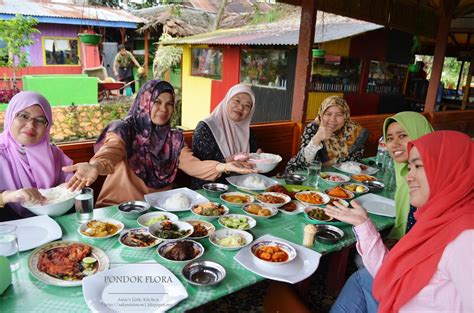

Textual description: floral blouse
[286,122,368,172]
[190,121,257,190]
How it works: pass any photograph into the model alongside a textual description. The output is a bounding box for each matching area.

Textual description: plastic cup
[0,224,20,271]
[75,187,94,223]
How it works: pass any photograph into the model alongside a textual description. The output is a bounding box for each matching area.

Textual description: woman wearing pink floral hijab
[0,92,72,220]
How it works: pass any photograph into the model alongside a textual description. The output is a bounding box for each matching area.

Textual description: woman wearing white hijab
[191,84,259,189]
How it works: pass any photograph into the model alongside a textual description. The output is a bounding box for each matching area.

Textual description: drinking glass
[0,224,20,271]
[306,160,322,187]
[75,187,94,223]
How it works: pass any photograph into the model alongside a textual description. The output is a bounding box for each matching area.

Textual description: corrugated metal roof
[0,0,145,24]
[164,20,383,46]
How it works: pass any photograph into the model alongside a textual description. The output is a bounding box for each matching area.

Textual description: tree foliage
[0,15,39,88]
[153,33,182,78]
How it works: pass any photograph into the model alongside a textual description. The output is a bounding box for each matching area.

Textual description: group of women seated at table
[0,80,472,312]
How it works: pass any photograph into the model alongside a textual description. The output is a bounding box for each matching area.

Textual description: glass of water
[0,224,20,271]
[306,160,322,187]
[75,187,94,223]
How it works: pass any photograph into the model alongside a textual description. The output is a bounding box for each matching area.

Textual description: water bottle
[375,136,387,170]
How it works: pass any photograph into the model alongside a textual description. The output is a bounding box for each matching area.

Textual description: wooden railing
[58,110,474,197]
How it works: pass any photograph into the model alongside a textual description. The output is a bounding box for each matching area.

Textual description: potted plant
[78,29,102,46]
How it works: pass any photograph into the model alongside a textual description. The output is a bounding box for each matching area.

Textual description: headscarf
[0,91,73,216]
[373,131,474,312]
[95,80,184,189]
[203,84,256,158]
[383,112,433,239]
[315,96,363,164]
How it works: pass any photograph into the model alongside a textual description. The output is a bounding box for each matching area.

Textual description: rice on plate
[163,193,192,211]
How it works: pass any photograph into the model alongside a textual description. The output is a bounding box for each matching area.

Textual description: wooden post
[424,2,456,112]
[120,28,126,46]
[144,30,149,80]
[291,0,317,123]
[461,51,474,110]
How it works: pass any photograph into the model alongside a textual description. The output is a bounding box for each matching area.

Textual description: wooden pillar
[424,5,453,112]
[291,0,317,123]
[461,51,474,109]
[120,28,126,46]
[144,30,149,80]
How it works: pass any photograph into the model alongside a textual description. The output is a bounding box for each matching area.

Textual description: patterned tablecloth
[1,166,395,312]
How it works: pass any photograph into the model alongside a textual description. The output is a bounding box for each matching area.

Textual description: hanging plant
[153,33,183,78]
[78,32,102,45]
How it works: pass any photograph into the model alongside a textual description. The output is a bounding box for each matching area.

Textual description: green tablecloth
[1,168,395,312]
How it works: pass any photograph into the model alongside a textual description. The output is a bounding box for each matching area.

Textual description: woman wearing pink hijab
[191,84,260,189]
[0,92,72,220]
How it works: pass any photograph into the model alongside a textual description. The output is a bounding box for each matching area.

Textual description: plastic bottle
[375,136,387,170]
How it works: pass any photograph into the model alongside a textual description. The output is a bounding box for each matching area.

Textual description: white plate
[118,228,161,250]
[209,229,253,251]
[255,192,291,208]
[355,193,396,217]
[226,174,279,191]
[234,234,321,284]
[28,240,109,287]
[78,218,124,240]
[137,211,179,228]
[148,221,194,242]
[319,172,351,184]
[332,161,378,175]
[0,215,62,251]
[82,263,188,313]
[218,214,257,231]
[278,200,305,215]
[144,187,209,212]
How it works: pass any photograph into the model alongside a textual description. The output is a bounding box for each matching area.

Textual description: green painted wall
[22,75,98,106]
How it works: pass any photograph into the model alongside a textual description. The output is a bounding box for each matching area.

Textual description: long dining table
[1,165,395,312]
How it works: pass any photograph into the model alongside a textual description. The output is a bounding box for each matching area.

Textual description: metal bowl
[202,183,229,198]
[362,180,385,193]
[283,174,307,185]
[117,201,150,219]
[315,225,344,244]
[181,260,226,286]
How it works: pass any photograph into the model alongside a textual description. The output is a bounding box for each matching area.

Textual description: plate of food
[186,219,216,239]
[190,202,229,220]
[265,184,297,199]
[137,211,179,228]
[319,172,350,185]
[28,240,109,287]
[351,174,378,183]
[209,229,253,251]
[78,219,124,240]
[157,240,204,263]
[226,174,279,191]
[295,191,330,206]
[148,220,193,242]
[144,187,209,212]
[332,161,378,175]
[278,200,305,215]
[218,214,256,231]
[118,228,161,250]
[304,206,346,226]
[340,183,369,195]
[220,192,254,207]
[325,186,355,200]
[255,192,291,208]
[242,203,278,219]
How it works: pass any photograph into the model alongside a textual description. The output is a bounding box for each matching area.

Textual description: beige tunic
[91,132,220,206]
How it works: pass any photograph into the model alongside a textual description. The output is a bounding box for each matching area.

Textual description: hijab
[95,80,184,189]
[373,131,474,312]
[0,91,73,216]
[203,84,256,158]
[383,112,433,239]
[315,96,363,165]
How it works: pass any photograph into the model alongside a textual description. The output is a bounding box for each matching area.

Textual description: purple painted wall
[30,24,79,66]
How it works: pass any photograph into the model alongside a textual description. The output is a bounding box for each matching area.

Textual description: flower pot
[78,33,102,45]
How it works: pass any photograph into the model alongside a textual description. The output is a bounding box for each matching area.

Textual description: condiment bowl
[182,260,226,286]
[117,201,150,220]
[283,173,307,185]
[137,211,179,228]
[251,240,297,269]
[202,183,229,198]
[209,229,253,251]
[315,225,344,244]
[362,180,385,193]
[156,240,204,263]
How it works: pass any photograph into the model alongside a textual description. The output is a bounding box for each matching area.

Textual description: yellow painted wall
[307,38,351,118]
[181,45,213,130]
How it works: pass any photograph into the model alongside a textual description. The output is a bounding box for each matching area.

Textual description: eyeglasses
[15,111,49,127]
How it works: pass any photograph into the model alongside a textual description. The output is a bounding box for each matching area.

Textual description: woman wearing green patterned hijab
[383,112,433,240]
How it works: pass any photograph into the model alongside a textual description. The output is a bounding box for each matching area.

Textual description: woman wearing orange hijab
[328,131,473,312]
